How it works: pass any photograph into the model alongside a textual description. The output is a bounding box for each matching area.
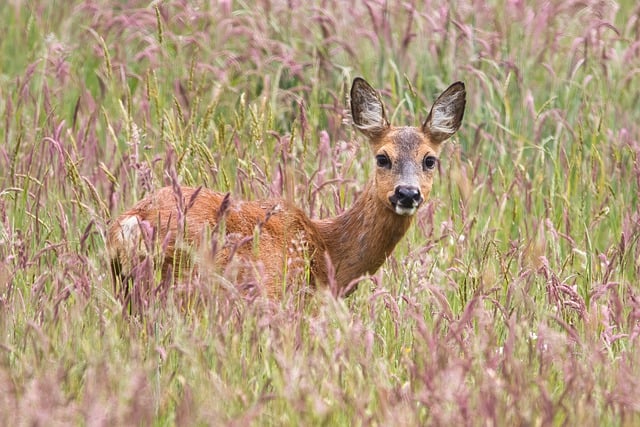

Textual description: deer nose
[393,186,423,207]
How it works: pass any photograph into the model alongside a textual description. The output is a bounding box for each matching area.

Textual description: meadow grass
[1,0,640,425]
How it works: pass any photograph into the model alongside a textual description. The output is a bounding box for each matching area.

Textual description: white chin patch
[394,205,417,216]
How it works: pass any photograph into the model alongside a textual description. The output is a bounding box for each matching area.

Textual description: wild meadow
[1,0,639,425]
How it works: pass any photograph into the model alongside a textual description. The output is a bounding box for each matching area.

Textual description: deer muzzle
[389,185,423,216]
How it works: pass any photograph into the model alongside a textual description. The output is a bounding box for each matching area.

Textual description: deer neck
[314,182,414,293]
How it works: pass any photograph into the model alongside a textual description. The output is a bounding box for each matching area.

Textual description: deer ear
[422,82,466,144]
[350,78,389,139]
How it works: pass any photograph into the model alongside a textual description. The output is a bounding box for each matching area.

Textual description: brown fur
[107,78,466,300]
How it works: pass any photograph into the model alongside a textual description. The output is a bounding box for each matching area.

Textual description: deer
[107,77,465,304]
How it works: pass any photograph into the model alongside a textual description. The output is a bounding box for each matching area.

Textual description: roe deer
[108,78,465,300]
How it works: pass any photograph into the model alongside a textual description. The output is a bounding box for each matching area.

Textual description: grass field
[1,0,640,425]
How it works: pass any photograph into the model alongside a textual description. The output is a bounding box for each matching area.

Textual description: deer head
[350,77,466,216]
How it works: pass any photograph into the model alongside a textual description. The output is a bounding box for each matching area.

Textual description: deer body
[108,78,465,300]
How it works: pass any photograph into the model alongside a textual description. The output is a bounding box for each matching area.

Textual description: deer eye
[423,155,437,171]
[376,154,391,169]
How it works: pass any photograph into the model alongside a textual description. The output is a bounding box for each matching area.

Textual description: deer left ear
[423,82,466,144]
[350,77,390,139]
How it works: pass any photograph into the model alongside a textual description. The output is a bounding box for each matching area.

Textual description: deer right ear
[422,82,466,144]
[350,78,390,139]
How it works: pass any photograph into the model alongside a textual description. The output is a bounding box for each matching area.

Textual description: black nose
[394,186,422,206]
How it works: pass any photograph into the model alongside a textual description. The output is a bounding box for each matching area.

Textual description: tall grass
[1,0,640,424]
